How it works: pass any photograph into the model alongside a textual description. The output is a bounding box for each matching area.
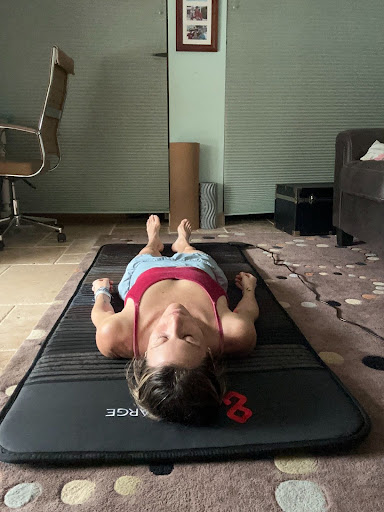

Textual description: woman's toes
[147,215,161,230]
[179,219,191,234]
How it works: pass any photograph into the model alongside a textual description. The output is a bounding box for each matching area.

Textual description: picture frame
[176,0,218,52]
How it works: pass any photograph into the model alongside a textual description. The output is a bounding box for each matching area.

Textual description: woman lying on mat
[91,215,259,426]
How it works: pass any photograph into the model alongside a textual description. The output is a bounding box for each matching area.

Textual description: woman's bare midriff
[121,278,227,356]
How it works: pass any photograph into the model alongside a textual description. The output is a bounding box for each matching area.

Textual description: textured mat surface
[0,243,370,464]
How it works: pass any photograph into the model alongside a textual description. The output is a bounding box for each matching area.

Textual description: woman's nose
[168,314,184,335]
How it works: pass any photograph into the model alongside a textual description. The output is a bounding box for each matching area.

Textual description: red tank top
[125,267,228,357]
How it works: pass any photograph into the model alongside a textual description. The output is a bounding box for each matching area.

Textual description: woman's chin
[165,303,187,314]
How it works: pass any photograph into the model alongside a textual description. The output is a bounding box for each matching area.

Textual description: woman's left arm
[91,278,114,328]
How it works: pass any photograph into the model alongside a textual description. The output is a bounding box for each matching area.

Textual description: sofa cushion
[340,160,384,202]
[360,140,384,161]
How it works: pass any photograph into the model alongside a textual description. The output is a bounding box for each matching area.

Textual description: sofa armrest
[333,128,384,229]
[335,129,384,171]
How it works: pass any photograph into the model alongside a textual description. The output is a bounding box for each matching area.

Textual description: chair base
[0,214,66,248]
[0,179,66,249]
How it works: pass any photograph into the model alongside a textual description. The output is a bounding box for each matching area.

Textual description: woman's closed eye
[155,335,196,345]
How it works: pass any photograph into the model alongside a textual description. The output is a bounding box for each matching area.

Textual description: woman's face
[146,303,207,368]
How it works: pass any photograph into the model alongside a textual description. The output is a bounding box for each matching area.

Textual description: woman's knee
[183,247,204,255]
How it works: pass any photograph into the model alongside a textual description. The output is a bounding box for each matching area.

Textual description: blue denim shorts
[118,252,228,300]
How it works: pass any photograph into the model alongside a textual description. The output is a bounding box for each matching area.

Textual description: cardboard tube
[169,142,200,232]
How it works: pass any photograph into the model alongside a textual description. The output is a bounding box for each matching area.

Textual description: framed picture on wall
[176,0,218,52]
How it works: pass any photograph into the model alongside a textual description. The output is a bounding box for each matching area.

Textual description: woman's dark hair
[126,351,226,426]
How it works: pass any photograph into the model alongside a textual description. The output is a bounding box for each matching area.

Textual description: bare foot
[172,219,193,253]
[146,215,164,252]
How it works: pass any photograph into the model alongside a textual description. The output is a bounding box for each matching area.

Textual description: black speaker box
[274,182,335,236]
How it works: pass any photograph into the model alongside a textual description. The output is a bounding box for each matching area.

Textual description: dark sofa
[333,128,384,249]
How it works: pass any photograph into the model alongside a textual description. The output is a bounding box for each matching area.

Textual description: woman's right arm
[233,272,259,322]
[221,272,259,356]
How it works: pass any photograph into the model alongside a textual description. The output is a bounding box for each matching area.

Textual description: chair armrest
[0,123,48,177]
[0,123,38,135]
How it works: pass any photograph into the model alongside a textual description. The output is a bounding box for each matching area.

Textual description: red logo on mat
[223,391,253,424]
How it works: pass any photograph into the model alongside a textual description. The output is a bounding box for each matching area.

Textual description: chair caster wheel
[58,233,66,243]
[0,241,4,251]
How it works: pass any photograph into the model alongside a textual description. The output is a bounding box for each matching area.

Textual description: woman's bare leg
[171,219,203,254]
[138,215,164,256]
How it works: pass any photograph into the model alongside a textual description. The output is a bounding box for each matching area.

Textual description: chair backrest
[38,46,75,163]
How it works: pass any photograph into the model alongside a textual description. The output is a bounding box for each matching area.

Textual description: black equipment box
[274,182,334,236]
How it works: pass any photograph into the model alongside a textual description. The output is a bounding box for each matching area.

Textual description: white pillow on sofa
[360,140,384,161]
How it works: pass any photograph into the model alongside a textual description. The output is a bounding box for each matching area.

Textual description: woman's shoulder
[96,310,134,359]
[219,306,257,356]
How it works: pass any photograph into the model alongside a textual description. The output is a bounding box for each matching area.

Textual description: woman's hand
[92,278,113,294]
[235,272,257,294]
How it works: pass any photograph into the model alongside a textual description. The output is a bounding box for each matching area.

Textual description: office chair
[0,46,75,250]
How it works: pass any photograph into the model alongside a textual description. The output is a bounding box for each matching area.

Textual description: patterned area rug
[0,228,384,511]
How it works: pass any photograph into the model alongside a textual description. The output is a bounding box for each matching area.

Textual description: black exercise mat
[0,243,370,464]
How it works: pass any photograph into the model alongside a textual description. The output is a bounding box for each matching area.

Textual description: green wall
[0,0,170,214]
[223,0,384,215]
[167,0,227,224]
[4,1,382,218]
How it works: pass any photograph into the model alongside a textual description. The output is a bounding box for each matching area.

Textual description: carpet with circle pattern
[0,229,383,511]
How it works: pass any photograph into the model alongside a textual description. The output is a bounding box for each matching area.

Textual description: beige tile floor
[0,215,278,376]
